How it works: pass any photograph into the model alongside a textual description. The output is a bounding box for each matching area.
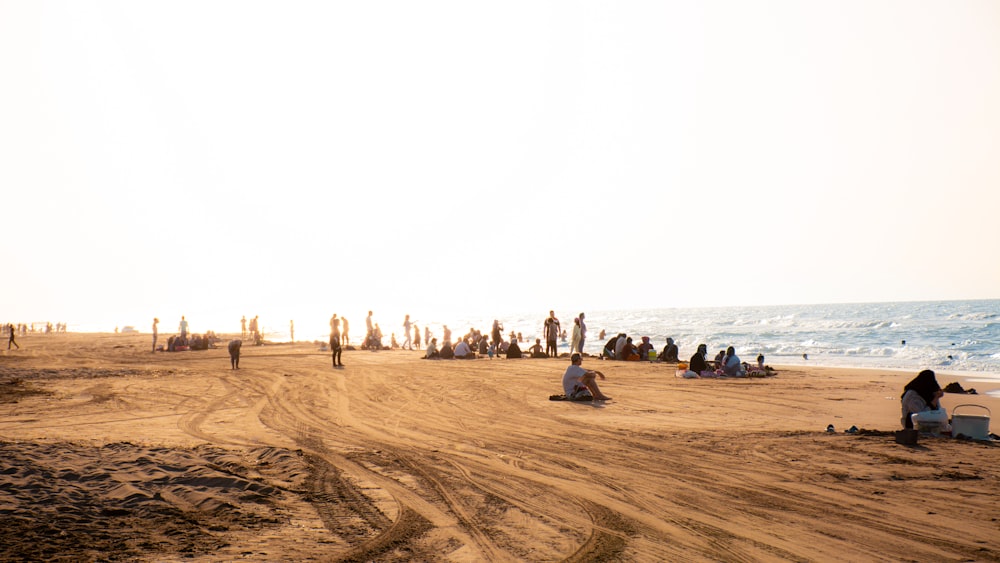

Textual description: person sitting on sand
[228,339,241,369]
[506,338,522,359]
[901,369,943,429]
[603,334,618,359]
[424,338,440,359]
[658,337,679,362]
[637,336,655,361]
[561,353,611,401]
[439,340,454,359]
[689,344,714,376]
[722,346,745,377]
[528,338,547,358]
[621,337,640,361]
[454,338,476,359]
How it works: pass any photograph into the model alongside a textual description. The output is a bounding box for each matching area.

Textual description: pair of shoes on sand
[826,424,858,434]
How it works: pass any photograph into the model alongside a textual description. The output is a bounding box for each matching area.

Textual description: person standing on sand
[412,323,421,349]
[179,316,189,339]
[402,314,413,350]
[341,317,349,346]
[571,317,582,357]
[562,353,611,401]
[289,320,294,343]
[7,323,19,350]
[577,312,587,354]
[152,318,159,352]
[228,339,242,369]
[330,329,343,367]
[543,310,560,357]
[241,316,247,339]
[365,311,374,348]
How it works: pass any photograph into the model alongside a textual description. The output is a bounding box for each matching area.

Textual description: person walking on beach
[562,353,611,401]
[330,329,344,368]
[228,339,242,369]
[402,314,413,350]
[543,311,560,357]
[7,323,19,350]
[152,318,159,352]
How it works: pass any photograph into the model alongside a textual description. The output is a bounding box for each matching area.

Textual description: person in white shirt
[561,353,611,401]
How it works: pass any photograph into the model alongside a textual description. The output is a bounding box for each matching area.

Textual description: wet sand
[1,333,998,561]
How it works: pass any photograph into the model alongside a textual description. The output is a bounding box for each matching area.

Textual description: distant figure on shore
[413,323,421,349]
[506,338,522,359]
[152,318,159,352]
[330,330,343,367]
[424,326,430,347]
[658,337,679,362]
[365,311,374,346]
[241,316,247,339]
[571,318,582,357]
[228,339,242,369]
[248,316,259,343]
[543,311,560,357]
[598,329,606,340]
[802,353,808,360]
[901,369,942,429]
[491,320,503,351]
[341,317,350,346]
[289,320,294,343]
[562,353,611,401]
[402,314,413,350]
[442,325,452,345]
[179,316,189,339]
[528,338,547,358]
[7,323,19,350]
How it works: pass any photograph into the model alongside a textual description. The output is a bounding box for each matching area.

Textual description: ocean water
[437,300,1000,381]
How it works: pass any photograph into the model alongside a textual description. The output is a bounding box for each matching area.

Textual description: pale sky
[2,1,999,333]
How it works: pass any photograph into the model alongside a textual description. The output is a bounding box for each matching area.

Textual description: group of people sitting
[166,332,217,352]
[422,334,546,360]
[602,334,680,362]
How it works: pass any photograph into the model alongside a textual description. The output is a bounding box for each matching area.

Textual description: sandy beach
[1,333,998,562]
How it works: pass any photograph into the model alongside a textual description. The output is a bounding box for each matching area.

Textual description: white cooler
[950,404,991,440]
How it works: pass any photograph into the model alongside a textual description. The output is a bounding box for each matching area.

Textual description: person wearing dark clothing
[506,339,522,359]
[690,344,711,374]
[7,323,18,350]
[330,334,343,367]
[659,337,679,362]
[228,339,242,369]
[440,341,455,359]
[603,335,619,359]
[901,369,943,429]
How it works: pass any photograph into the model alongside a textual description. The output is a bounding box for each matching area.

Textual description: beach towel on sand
[549,394,594,402]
